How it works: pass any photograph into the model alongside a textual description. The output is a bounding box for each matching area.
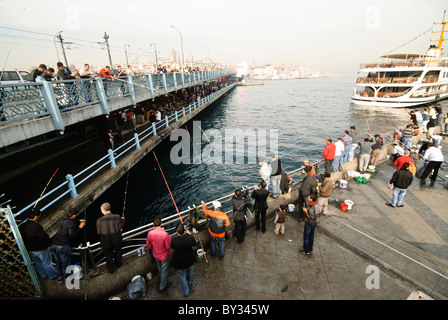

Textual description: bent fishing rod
[32,168,59,212]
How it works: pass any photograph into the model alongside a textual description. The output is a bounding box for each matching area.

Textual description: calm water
[84,76,445,240]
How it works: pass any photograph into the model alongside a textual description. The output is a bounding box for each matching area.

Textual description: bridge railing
[0,71,235,128]
[13,82,237,218]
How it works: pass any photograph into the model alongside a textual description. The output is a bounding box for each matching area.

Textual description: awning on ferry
[380,53,425,59]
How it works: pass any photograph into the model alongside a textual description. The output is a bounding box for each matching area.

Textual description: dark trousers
[421,161,442,180]
[103,243,122,273]
[255,210,266,232]
[303,222,317,253]
[234,220,247,243]
[324,159,333,175]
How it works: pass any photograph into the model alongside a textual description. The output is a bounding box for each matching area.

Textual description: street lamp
[124,44,130,67]
[54,30,63,62]
[150,43,159,68]
[170,25,185,69]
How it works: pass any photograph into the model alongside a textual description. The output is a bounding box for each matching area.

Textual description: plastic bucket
[368,165,375,172]
[197,249,204,258]
[340,203,348,212]
[288,204,295,212]
[345,200,354,210]
[340,180,347,188]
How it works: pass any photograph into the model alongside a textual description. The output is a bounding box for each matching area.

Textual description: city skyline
[0,0,447,75]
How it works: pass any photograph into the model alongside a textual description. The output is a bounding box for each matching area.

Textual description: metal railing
[13,82,237,217]
[0,71,235,127]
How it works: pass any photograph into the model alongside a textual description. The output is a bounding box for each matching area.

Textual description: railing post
[134,133,141,149]
[94,78,109,115]
[108,149,116,168]
[189,104,192,114]
[181,72,185,88]
[173,73,177,92]
[165,116,169,128]
[152,122,157,136]
[161,73,168,94]
[175,110,178,121]
[66,174,78,198]
[35,77,65,131]
[127,75,137,105]
[146,72,155,99]
[182,107,185,117]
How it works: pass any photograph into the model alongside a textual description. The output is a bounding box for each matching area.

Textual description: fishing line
[1,37,14,78]
[362,107,372,135]
[32,168,59,211]
[122,163,131,217]
[153,151,183,224]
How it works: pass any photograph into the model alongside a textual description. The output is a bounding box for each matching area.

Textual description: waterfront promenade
[99,138,448,300]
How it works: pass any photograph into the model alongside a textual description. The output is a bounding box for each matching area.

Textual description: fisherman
[201,200,230,259]
[300,160,317,177]
[348,126,358,162]
[251,180,270,233]
[30,64,47,81]
[421,108,429,133]
[300,194,321,257]
[146,216,172,290]
[427,106,437,139]
[171,223,197,297]
[332,137,344,172]
[56,62,78,107]
[258,156,271,190]
[358,137,376,173]
[231,189,252,244]
[391,143,405,162]
[401,124,414,151]
[322,138,336,175]
[369,134,383,167]
[420,143,444,181]
[298,166,319,217]
[19,210,58,280]
[386,163,413,208]
[340,130,353,165]
[317,173,333,215]
[96,203,125,274]
[40,68,55,81]
[269,153,282,198]
[51,208,85,283]
[394,150,414,170]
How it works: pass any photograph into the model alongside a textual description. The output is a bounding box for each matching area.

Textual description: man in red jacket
[394,150,414,170]
[322,138,336,175]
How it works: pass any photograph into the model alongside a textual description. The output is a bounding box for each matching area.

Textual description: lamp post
[54,30,63,62]
[170,25,185,69]
[124,44,130,67]
[150,43,159,68]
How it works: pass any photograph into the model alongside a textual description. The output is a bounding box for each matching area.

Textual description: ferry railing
[13,82,237,218]
[71,160,325,274]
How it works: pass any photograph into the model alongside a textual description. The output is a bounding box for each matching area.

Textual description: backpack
[127,275,146,300]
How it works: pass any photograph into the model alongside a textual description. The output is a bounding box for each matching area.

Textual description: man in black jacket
[96,203,125,273]
[50,208,85,282]
[231,189,252,243]
[19,210,58,279]
[386,162,413,208]
[251,180,270,233]
[171,223,197,297]
[298,166,319,217]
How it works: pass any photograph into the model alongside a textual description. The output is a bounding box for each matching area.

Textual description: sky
[0,0,447,74]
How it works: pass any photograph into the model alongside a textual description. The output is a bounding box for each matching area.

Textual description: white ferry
[352,12,448,108]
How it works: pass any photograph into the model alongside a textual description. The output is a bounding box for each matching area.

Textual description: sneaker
[385,203,395,208]
[160,281,172,291]
[300,250,310,256]
[397,204,404,207]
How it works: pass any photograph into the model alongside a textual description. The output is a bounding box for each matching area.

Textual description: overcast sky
[0,0,447,74]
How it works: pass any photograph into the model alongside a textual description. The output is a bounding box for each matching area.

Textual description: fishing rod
[1,38,14,78]
[32,168,59,212]
[122,163,131,218]
[362,106,372,135]
[153,151,183,224]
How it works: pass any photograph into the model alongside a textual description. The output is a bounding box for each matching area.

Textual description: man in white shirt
[332,137,344,172]
[432,134,445,148]
[420,144,444,180]
[258,157,271,190]
[414,110,423,133]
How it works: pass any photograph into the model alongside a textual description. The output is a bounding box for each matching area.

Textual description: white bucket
[345,200,354,210]
[288,204,295,212]
[197,249,204,258]
[368,165,375,172]
[340,180,347,188]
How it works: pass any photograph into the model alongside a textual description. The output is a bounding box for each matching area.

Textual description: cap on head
[212,200,221,209]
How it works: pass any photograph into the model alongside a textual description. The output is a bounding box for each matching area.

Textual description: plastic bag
[127,275,146,300]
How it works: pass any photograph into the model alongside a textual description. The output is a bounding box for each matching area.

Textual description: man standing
[358,137,376,172]
[340,131,353,165]
[51,208,85,282]
[251,180,270,233]
[402,124,414,151]
[317,173,333,215]
[258,157,271,191]
[231,189,252,244]
[348,126,358,161]
[171,223,196,297]
[420,143,444,181]
[386,163,413,208]
[369,134,383,167]
[19,210,58,280]
[96,203,125,274]
[56,62,78,107]
[322,138,336,175]
[300,194,321,257]
[332,137,344,172]
[269,153,282,197]
[298,166,319,217]
[421,108,429,133]
[146,216,172,290]
[201,200,230,259]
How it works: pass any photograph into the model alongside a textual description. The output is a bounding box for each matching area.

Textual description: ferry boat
[352,12,448,108]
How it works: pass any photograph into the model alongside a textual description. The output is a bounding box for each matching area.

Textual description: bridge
[0,71,234,150]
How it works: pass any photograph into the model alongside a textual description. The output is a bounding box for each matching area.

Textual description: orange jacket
[202,203,230,238]
[99,68,113,79]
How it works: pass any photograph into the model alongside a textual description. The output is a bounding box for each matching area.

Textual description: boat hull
[351,91,448,108]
